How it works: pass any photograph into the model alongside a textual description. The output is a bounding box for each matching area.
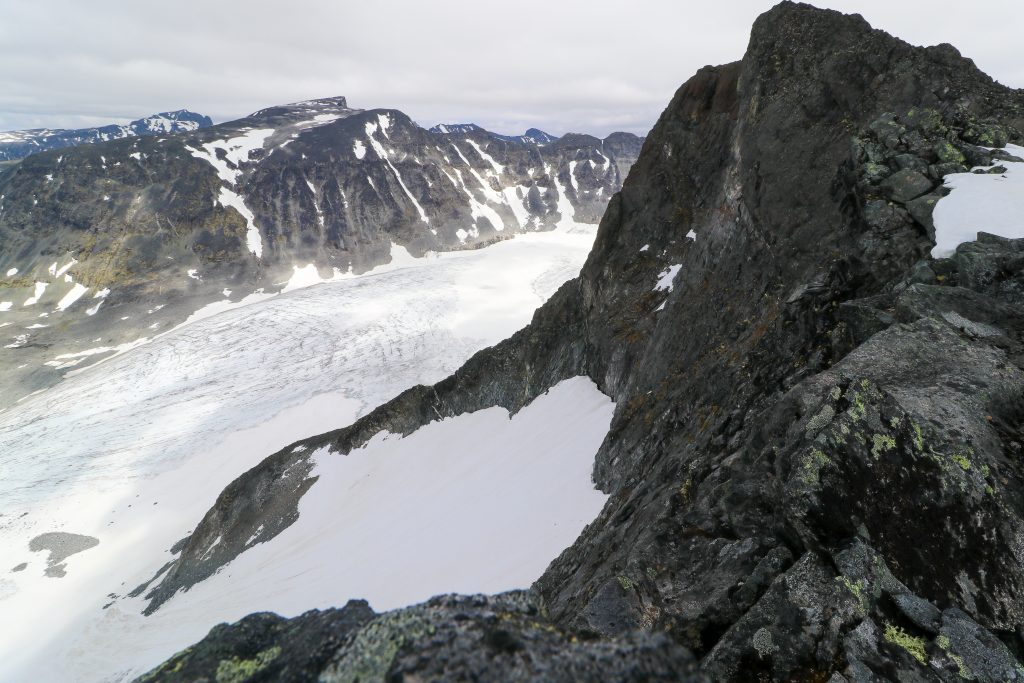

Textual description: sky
[1,1,1021,138]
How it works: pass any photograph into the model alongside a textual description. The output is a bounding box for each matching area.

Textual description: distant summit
[429,122,559,145]
[0,109,213,161]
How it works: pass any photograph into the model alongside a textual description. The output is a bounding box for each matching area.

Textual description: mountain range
[0,98,642,406]
[0,110,213,162]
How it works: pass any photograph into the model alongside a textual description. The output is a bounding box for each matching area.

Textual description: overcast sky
[1,1,1021,137]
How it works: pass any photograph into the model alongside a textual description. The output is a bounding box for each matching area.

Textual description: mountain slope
[0,97,642,407]
[135,3,1024,681]
[0,110,212,161]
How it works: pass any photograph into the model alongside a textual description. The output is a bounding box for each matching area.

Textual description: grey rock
[28,532,99,578]
[991,147,1024,163]
[905,192,943,238]
[962,122,1010,148]
[892,593,942,633]
[880,169,933,202]
[960,143,994,167]
[892,153,929,173]
[930,161,968,178]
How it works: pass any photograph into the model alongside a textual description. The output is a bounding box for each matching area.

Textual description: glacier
[0,226,611,682]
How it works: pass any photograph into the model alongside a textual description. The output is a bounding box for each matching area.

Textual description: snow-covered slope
[0,224,608,682]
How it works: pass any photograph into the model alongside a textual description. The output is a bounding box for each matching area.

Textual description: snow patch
[85,289,111,316]
[56,283,89,312]
[932,143,1024,257]
[655,264,682,292]
[186,129,274,185]
[23,282,47,307]
[217,187,263,258]
[465,139,504,175]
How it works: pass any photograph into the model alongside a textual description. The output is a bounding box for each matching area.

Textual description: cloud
[1,0,1021,137]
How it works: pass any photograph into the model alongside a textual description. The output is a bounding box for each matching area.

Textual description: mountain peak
[428,123,484,135]
[429,122,561,145]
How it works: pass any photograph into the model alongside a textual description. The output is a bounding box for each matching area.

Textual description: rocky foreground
[136,2,1024,681]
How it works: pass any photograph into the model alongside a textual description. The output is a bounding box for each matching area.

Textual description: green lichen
[646,566,658,580]
[617,575,633,591]
[889,415,903,429]
[884,623,928,665]
[136,647,191,681]
[801,448,832,486]
[849,391,867,420]
[323,611,436,683]
[829,386,842,401]
[937,634,973,679]
[934,140,966,165]
[806,404,836,433]
[951,452,971,471]
[837,576,869,614]
[912,422,925,452]
[871,434,896,459]
[215,645,281,683]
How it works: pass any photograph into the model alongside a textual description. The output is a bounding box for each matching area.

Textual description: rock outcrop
[138,3,1024,681]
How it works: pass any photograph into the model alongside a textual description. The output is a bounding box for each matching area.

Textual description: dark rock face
[138,2,1024,682]
[137,601,376,683]
[0,110,212,161]
[138,593,705,683]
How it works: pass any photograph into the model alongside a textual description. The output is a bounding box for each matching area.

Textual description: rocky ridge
[135,3,1024,681]
[0,97,641,406]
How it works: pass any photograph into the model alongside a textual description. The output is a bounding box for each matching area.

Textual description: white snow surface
[22,281,47,306]
[932,143,1024,257]
[186,128,274,185]
[55,283,89,312]
[0,226,600,682]
[655,264,682,292]
[217,187,263,258]
[84,377,611,681]
[465,139,504,176]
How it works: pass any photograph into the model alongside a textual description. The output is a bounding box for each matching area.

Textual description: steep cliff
[137,3,1024,681]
